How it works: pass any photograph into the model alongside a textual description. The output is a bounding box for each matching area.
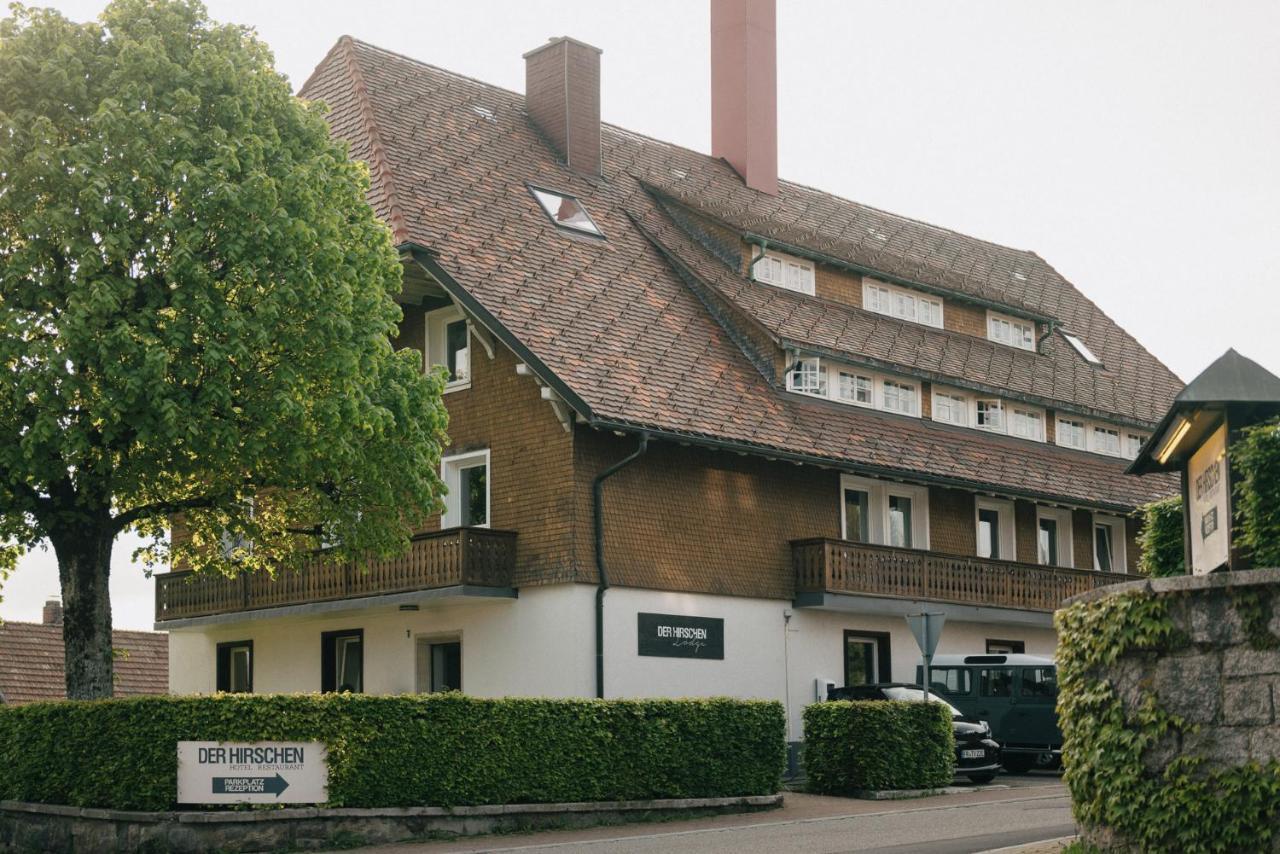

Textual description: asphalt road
[357,778,1073,854]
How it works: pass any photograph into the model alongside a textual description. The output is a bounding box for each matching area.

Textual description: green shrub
[1233,417,1280,567]
[1056,591,1280,852]
[1137,495,1185,577]
[0,694,785,811]
[802,700,953,793]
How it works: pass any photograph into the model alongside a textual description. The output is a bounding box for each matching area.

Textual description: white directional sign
[177,741,327,804]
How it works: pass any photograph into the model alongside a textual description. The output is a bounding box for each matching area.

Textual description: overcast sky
[4,0,1278,630]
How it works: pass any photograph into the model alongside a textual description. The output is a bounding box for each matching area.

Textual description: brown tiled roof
[300,38,1180,510]
[0,622,168,704]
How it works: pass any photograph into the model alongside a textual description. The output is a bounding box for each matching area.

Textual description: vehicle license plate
[961,749,985,759]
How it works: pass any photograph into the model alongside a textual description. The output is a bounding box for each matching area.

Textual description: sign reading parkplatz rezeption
[177,741,327,804]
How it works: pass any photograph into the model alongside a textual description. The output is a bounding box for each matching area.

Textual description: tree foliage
[0,0,448,694]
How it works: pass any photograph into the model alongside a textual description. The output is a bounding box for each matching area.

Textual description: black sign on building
[637,613,724,660]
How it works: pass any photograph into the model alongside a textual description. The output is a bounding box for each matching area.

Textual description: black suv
[827,683,1003,784]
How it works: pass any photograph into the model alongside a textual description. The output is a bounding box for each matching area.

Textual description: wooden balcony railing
[792,538,1131,613]
[155,527,516,622]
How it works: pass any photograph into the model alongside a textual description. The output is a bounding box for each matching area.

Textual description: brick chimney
[711,0,778,195]
[524,37,603,177]
[42,598,63,626]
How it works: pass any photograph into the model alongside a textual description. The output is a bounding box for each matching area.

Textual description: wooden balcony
[792,538,1131,614]
[155,528,516,623]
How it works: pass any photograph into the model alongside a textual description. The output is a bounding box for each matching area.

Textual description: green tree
[0,0,448,698]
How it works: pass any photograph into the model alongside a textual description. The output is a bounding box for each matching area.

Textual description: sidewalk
[342,774,1067,853]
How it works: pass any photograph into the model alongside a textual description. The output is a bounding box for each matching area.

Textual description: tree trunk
[51,524,116,700]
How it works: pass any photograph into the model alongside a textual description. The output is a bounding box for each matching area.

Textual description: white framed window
[987,311,1037,351]
[1124,433,1146,460]
[1093,513,1127,573]
[932,390,968,426]
[441,450,490,528]
[1092,426,1121,456]
[837,371,873,406]
[975,497,1016,562]
[862,278,944,329]
[753,250,815,295]
[1009,408,1044,442]
[786,357,826,396]
[1056,418,1087,450]
[839,475,930,550]
[864,282,891,313]
[1036,506,1074,568]
[881,380,918,416]
[975,399,1004,432]
[426,306,471,391]
[1062,331,1103,366]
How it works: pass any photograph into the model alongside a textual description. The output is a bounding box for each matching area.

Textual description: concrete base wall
[0,796,782,854]
[168,583,1058,738]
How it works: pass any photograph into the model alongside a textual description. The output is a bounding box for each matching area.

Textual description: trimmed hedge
[0,694,785,811]
[802,700,954,793]
[1233,417,1280,567]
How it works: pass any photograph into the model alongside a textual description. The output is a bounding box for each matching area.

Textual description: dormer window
[863,279,943,329]
[837,371,873,406]
[881,380,918,415]
[753,250,815,295]
[786,357,826,395]
[987,311,1037,351]
[1062,331,1103,366]
[976,399,1005,431]
[932,391,968,426]
[1057,418,1087,450]
[528,185,604,238]
[1092,426,1121,456]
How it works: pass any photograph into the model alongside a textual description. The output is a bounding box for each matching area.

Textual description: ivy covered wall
[1056,571,1280,853]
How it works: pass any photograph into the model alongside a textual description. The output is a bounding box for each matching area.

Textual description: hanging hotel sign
[637,613,724,659]
[177,741,328,804]
[1188,424,1230,575]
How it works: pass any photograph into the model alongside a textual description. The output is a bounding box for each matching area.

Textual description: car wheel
[1002,755,1033,773]
[967,773,996,784]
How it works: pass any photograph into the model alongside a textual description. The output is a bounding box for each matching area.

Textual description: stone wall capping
[1063,567,1280,607]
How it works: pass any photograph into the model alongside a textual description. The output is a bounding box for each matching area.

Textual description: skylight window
[1061,331,1103,366]
[528,186,604,238]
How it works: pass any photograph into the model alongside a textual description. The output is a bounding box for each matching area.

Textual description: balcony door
[844,630,892,686]
[975,497,1015,561]
[839,475,930,550]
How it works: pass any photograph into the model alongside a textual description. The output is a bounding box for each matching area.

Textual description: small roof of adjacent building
[1129,349,1280,475]
[0,604,167,704]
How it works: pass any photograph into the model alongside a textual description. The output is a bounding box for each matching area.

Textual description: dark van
[916,654,1060,772]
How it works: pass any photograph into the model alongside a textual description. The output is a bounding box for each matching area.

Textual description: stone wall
[1062,569,1280,851]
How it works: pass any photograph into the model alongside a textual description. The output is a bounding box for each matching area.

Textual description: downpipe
[593,433,649,699]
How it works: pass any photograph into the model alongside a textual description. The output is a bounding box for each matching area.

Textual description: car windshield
[881,686,965,717]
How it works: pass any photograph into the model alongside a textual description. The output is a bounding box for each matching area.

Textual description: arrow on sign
[212,774,290,797]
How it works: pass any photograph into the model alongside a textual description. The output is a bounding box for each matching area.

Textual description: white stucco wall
[168,582,1057,740]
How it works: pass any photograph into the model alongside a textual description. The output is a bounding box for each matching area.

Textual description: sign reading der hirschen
[637,613,724,659]
[1189,424,1230,575]
[177,741,327,804]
